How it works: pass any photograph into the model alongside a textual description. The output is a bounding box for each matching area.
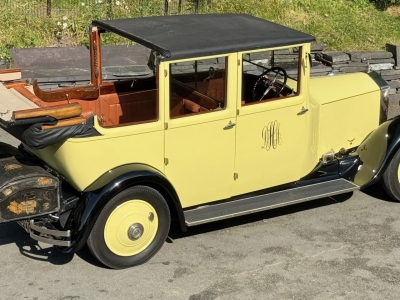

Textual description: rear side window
[169,57,228,118]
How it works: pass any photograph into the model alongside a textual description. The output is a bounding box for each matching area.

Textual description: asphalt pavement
[0,128,400,300]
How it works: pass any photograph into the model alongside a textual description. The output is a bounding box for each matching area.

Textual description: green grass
[1,0,400,63]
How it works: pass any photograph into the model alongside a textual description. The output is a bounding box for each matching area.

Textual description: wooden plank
[13,103,82,120]
[32,79,99,102]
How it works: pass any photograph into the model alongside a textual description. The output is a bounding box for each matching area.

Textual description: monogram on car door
[163,54,238,208]
[234,46,308,196]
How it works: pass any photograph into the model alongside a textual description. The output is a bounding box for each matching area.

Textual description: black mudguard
[347,116,400,188]
[61,164,185,253]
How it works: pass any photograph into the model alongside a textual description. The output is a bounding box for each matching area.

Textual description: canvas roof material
[92,14,315,61]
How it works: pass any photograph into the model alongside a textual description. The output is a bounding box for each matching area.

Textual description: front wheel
[87,186,170,269]
[382,148,400,201]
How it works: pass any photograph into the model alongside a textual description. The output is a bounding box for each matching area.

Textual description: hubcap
[127,223,144,241]
[104,200,158,257]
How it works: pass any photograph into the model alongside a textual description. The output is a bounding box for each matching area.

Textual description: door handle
[223,121,236,130]
[297,107,308,115]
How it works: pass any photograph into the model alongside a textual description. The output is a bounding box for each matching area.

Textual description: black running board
[184,179,359,226]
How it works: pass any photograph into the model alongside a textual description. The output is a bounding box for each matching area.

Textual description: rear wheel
[87,186,170,269]
[382,148,400,201]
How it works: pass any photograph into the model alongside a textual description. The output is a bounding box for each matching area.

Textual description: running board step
[184,179,359,226]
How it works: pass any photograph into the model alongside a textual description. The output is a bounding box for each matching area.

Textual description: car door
[163,54,238,208]
[234,47,308,196]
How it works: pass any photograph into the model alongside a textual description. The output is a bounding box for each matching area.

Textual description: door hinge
[164,69,168,77]
[164,122,168,129]
[238,59,241,66]
[237,109,240,116]
[164,158,169,166]
[234,173,238,180]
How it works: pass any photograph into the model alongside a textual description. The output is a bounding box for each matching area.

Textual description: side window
[242,46,302,105]
[169,57,227,118]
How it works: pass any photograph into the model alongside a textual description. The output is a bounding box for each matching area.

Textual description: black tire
[382,148,400,201]
[87,186,170,269]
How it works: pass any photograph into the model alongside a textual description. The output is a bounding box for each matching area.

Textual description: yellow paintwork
[310,73,379,105]
[31,83,166,192]
[163,54,237,208]
[233,44,312,195]
[32,120,165,191]
[104,200,158,256]
[29,42,382,209]
[309,73,380,157]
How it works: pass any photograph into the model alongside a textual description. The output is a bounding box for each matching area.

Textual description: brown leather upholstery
[99,90,157,126]
[183,99,200,113]
[11,78,158,127]
[186,77,226,102]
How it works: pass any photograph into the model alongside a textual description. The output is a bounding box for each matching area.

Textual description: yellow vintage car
[0,14,396,269]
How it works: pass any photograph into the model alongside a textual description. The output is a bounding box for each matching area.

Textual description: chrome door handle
[297,107,308,115]
[223,121,236,130]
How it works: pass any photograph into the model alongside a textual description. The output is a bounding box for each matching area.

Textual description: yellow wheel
[382,148,400,202]
[87,186,170,269]
[104,200,159,256]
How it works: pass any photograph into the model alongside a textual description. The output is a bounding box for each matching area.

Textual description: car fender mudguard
[350,116,400,188]
[61,163,185,253]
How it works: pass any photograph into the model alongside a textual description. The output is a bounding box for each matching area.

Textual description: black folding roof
[92,14,315,61]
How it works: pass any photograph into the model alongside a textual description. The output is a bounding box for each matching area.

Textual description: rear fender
[348,117,400,188]
[61,164,185,253]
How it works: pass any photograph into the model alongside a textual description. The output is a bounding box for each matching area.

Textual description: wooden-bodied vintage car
[0,14,396,269]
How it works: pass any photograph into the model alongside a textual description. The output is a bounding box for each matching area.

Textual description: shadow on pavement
[75,245,108,269]
[0,222,74,265]
[362,181,398,203]
[16,239,74,265]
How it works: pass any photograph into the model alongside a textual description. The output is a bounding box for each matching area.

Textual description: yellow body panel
[233,45,312,195]
[310,73,379,105]
[234,102,307,194]
[309,73,380,156]
[32,83,166,192]
[162,54,237,208]
[32,121,165,191]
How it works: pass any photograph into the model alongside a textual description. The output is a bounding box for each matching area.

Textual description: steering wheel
[252,67,288,101]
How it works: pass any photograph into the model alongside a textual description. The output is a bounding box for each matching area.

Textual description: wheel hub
[127,223,144,241]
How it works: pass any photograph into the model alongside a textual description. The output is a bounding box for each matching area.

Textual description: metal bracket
[297,107,308,115]
[223,121,236,130]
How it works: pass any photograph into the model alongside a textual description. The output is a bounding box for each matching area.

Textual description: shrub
[373,0,400,9]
